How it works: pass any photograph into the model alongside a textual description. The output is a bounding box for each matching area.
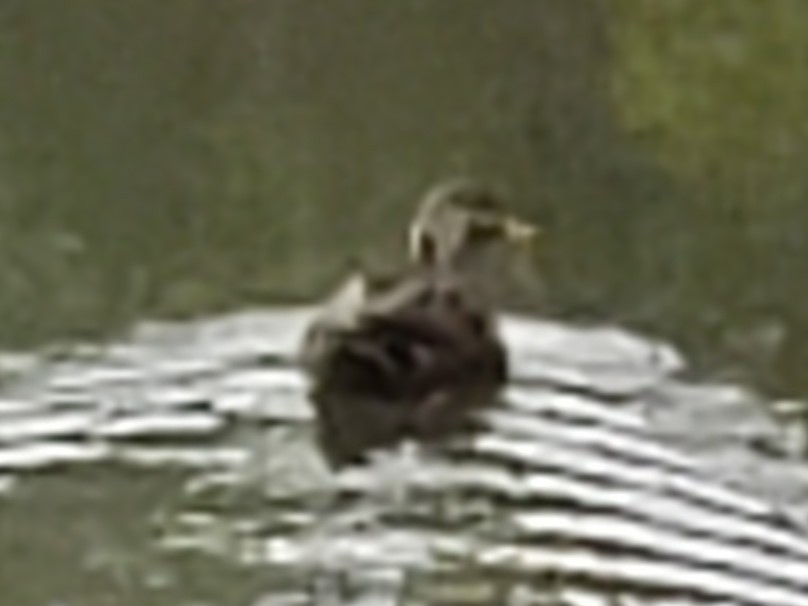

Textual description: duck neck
[430,247,503,308]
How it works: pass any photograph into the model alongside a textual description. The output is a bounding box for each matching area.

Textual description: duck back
[303,274,506,465]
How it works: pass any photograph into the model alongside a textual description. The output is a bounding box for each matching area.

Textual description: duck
[301,179,538,465]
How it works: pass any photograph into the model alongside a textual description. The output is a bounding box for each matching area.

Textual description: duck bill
[501,215,539,247]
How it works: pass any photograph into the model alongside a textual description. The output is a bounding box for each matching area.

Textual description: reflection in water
[1,308,808,605]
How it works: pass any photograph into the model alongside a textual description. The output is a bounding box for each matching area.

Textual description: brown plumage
[301,179,537,465]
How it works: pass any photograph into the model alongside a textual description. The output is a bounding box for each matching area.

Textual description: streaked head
[409,178,537,268]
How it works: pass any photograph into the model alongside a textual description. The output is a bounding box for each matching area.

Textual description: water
[2,5,808,603]
[1,307,808,606]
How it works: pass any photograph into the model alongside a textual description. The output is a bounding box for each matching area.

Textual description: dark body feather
[303,272,506,466]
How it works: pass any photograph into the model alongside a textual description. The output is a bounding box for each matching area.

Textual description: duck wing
[310,274,506,402]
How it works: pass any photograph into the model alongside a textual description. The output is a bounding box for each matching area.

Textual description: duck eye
[466,217,501,244]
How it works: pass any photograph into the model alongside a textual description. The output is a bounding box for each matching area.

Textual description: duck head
[408,178,538,281]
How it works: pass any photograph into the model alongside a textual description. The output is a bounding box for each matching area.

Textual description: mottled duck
[302,179,537,465]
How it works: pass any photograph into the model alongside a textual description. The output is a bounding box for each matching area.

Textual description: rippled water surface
[1,307,808,606]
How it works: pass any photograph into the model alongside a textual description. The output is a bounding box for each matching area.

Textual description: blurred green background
[0,0,806,395]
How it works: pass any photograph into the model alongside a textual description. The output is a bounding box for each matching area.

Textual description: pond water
[3,4,808,604]
[2,307,808,606]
